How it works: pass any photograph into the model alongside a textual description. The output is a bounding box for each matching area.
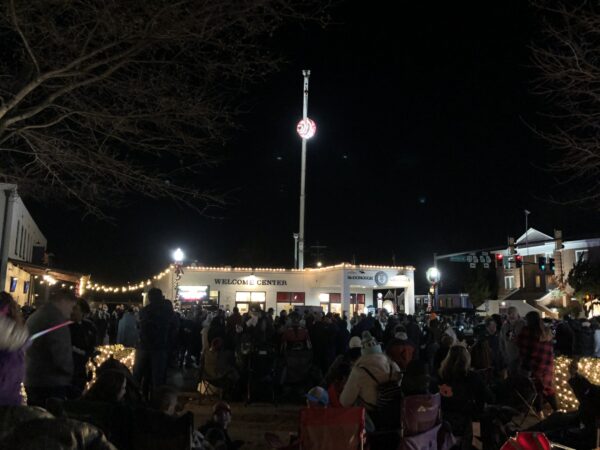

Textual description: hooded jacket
[339,352,400,410]
[25,303,73,388]
[117,312,139,348]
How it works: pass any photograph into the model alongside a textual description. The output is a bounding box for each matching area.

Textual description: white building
[152,263,415,315]
[0,184,47,305]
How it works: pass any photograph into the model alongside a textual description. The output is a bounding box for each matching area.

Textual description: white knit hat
[349,336,362,349]
[361,331,382,355]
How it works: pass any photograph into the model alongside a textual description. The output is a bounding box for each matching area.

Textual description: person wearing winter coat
[25,288,77,407]
[0,292,29,406]
[133,288,174,399]
[499,306,525,374]
[592,319,600,357]
[69,298,97,398]
[385,328,415,370]
[117,307,139,348]
[517,311,557,413]
[339,330,401,410]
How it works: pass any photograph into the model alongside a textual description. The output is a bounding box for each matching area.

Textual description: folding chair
[299,407,365,450]
[196,354,224,402]
[505,374,540,426]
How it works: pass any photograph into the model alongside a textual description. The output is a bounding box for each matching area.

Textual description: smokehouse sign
[214,278,288,286]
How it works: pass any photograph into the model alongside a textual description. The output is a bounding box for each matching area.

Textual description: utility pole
[524,209,531,288]
[296,69,315,270]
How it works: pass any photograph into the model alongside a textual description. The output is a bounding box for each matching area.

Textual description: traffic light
[538,256,547,271]
[549,257,555,272]
[508,237,516,255]
[515,255,523,268]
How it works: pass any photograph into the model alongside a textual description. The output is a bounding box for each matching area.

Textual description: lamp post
[172,248,184,310]
[426,267,441,311]
[296,69,316,270]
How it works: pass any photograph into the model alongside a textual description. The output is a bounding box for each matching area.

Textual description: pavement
[168,366,302,450]
[167,366,543,450]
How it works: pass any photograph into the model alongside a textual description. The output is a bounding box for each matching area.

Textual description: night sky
[27,1,600,294]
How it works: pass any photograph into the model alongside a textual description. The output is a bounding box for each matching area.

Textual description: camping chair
[504,374,540,426]
[197,354,225,402]
[367,393,446,450]
[401,393,442,436]
[299,407,365,450]
[246,345,277,405]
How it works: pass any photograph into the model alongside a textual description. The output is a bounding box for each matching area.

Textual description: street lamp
[426,267,441,311]
[425,267,441,284]
[172,248,184,310]
[173,248,184,263]
[296,69,316,270]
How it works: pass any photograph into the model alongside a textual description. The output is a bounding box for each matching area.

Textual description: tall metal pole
[293,233,299,269]
[298,70,310,270]
[524,209,530,289]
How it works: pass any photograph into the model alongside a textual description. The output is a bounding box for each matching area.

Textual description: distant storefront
[152,263,416,315]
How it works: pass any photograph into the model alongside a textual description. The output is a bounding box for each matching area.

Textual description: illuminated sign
[179,285,208,302]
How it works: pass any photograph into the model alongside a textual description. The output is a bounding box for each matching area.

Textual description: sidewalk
[168,367,301,449]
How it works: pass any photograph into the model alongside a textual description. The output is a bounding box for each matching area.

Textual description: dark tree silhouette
[0,0,327,216]
[531,1,600,209]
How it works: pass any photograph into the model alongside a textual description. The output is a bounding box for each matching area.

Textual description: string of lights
[85,344,136,389]
[79,263,415,295]
[554,356,600,412]
[83,267,172,294]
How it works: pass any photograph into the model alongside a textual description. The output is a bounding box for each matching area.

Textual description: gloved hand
[0,315,29,351]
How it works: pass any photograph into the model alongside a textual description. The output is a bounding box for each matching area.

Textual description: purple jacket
[0,315,29,405]
[0,348,25,405]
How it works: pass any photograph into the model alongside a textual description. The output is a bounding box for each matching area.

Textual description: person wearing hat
[306,386,329,408]
[199,401,244,450]
[323,336,362,385]
[322,335,362,407]
[385,326,415,370]
[339,330,401,411]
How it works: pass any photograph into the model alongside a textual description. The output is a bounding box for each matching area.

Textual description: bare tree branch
[0,0,329,216]
[530,0,600,209]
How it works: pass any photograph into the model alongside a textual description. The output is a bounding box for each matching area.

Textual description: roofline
[85,262,415,294]
[183,262,415,272]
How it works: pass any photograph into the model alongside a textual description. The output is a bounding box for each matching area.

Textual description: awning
[8,259,88,284]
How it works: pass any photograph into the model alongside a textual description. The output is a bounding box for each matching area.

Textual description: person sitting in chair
[202,337,240,398]
[199,402,244,450]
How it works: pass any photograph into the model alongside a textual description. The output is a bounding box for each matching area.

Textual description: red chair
[299,407,365,450]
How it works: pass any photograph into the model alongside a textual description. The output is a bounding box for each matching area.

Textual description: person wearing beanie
[339,330,401,410]
[349,335,362,349]
[385,327,415,370]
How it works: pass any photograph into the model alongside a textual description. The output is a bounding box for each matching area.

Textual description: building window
[575,250,588,264]
[19,225,24,258]
[276,292,305,304]
[504,276,515,290]
[535,275,541,288]
[9,277,17,293]
[235,291,266,303]
[15,221,20,254]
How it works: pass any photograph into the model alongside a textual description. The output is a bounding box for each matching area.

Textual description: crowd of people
[1,285,600,449]
[0,288,238,449]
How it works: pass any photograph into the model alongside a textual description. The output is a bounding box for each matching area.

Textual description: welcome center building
[151,263,416,315]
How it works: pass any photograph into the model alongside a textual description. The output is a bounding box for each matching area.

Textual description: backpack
[360,365,403,429]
